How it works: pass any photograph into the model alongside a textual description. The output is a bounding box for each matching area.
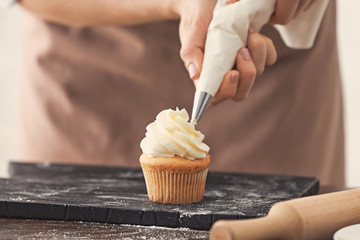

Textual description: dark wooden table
[0,186,347,240]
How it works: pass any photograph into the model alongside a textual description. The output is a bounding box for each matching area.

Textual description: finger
[247,26,267,76]
[180,46,203,80]
[225,0,239,4]
[263,36,277,66]
[179,17,210,80]
[210,70,239,106]
[233,48,256,102]
[268,0,301,25]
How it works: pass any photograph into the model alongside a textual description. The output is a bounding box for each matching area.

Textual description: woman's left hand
[210,25,277,106]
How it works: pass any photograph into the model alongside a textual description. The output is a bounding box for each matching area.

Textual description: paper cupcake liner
[142,168,208,204]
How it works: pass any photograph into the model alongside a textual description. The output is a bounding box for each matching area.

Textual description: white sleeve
[273,0,330,49]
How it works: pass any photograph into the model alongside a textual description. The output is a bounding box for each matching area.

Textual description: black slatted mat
[0,161,319,230]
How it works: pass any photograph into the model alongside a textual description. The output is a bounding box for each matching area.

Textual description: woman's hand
[209,0,316,106]
[172,0,217,80]
[209,0,317,106]
[172,1,277,106]
[210,26,277,106]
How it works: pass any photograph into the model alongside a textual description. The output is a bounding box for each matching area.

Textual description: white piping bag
[191,0,330,124]
[191,0,276,124]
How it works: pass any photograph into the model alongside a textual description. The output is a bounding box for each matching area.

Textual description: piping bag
[191,0,276,124]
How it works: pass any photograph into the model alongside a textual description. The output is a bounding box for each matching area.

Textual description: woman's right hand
[172,1,277,106]
[171,0,217,80]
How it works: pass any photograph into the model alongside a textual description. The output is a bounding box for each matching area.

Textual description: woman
[16,0,343,186]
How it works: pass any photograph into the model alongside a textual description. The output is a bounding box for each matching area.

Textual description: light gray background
[0,2,359,186]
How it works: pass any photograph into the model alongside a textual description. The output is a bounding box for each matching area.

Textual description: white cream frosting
[140,108,210,160]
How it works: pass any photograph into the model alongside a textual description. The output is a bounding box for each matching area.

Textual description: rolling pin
[211,188,360,240]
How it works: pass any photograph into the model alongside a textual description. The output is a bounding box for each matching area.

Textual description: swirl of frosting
[140,108,210,160]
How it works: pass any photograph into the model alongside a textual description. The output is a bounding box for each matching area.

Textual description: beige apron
[20,0,344,185]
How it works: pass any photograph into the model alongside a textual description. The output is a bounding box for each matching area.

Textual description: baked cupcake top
[140,108,209,160]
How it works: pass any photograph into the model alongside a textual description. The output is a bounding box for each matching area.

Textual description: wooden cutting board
[0,161,319,230]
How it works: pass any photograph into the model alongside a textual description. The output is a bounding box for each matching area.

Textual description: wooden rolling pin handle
[211,188,360,240]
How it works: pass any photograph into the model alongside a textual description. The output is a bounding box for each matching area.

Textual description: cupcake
[140,108,210,204]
